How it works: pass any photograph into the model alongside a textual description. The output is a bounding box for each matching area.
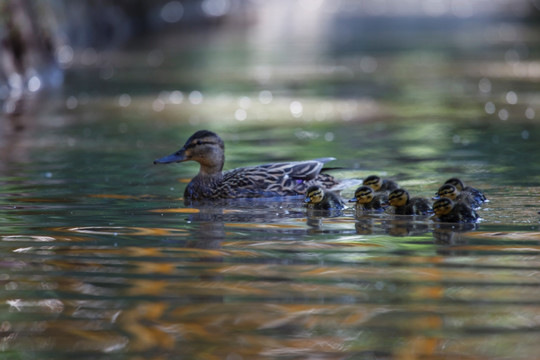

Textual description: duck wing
[261,158,336,180]
[221,158,338,197]
[463,186,487,204]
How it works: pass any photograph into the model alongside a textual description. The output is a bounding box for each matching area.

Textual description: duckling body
[154,130,340,201]
[349,186,387,212]
[435,184,481,209]
[305,185,344,211]
[444,178,486,205]
[363,175,399,193]
[387,188,431,215]
[432,198,478,223]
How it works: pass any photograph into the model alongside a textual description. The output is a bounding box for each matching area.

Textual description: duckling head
[363,175,383,192]
[154,130,225,174]
[444,178,464,192]
[305,185,324,204]
[436,184,460,200]
[388,188,409,207]
[433,198,454,217]
[350,186,374,204]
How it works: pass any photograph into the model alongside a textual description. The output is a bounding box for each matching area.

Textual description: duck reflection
[354,216,375,235]
[432,222,478,257]
[305,210,346,233]
[381,217,431,237]
[433,222,478,244]
[184,204,226,253]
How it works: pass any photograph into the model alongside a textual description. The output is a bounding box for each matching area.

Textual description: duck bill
[348,198,357,203]
[304,197,311,203]
[153,148,187,164]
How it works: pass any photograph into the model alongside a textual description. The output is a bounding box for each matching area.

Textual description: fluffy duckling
[432,198,478,223]
[387,188,432,215]
[304,185,344,211]
[154,130,341,201]
[363,175,399,193]
[349,186,388,212]
[444,178,486,205]
[435,184,482,209]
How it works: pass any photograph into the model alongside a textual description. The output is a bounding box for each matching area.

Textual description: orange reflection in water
[62,226,187,236]
[468,231,540,241]
[149,208,200,213]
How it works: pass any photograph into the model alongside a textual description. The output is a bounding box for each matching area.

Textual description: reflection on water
[2,191,540,358]
[1,7,540,360]
[1,127,539,356]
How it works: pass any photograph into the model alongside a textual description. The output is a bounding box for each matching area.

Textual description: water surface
[1,11,540,360]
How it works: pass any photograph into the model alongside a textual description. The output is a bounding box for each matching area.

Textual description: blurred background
[2,0,540,183]
[3,0,540,120]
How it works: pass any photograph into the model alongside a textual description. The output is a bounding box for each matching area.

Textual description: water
[2,11,540,360]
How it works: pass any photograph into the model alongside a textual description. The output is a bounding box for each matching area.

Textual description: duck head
[387,188,409,207]
[154,130,225,175]
[432,197,454,217]
[435,184,459,201]
[363,175,383,192]
[444,177,465,192]
[305,185,324,204]
[350,186,374,204]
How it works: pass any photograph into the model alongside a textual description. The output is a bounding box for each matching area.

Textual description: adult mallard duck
[432,198,479,223]
[304,185,344,211]
[386,188,432,215]
[434,183,481,209]
[154,130,341,201]
[349,186,387,212]
[362,175,399,193]
[443,178,486,205]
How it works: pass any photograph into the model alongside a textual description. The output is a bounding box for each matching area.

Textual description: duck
[434,183,481,209]
[432,198,478,223]
[386,188,432,215]
[349,186,388,212]
[363,175,399,193]
[154,130,341,201]
[443,178,486,205]
[304,185,344,211]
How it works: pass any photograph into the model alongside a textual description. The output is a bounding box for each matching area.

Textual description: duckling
[387,188,432,215]
[304,185,344,211]
[349,186,387,212]
[432,198,478,223]
[435,184,482,209]
[444,178,486,205]
[154,130,341,201]
[363,175,399,193]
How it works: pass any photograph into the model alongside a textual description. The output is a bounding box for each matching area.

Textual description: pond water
[2,11,540,360]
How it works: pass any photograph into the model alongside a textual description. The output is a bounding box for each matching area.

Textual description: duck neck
[197,151,225,177]
[198,162,224,177]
